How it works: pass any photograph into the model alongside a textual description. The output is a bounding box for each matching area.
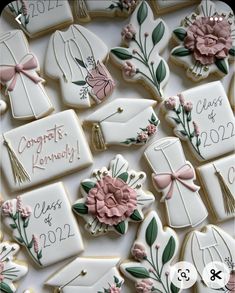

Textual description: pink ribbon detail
[0,55,43,92]
[153,164,198,201]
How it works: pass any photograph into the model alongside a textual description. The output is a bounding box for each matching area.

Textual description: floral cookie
[73,154,155,236]
[1,182,84,267]
[144,137,208,228]
[1,110,93,191]
[152,0,199,15]
[229,73,235,110]
[171,0,235,81]
[46,257,124,292]
[163,81,235,162]
[110,1,169,101]
[0,30,54,120]
[5,0,73,38]
[85,98,159,151]
[197,154,235,222]
[45,24,115,109]
[0,231,28,292]
[74,0,138,22]
[120,211,181,293]
[182,225,235,293]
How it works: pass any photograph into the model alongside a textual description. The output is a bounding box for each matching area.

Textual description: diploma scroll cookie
[72,154,155,236]
[171,0,235,81]
[0,231,28,292]
[74,0,139,22]
[120,211,181,293]
[110,1,170,101]
[182,225,235,293]
[45,24,115,109]
[0,30,54,120]
[5,0,73,38]
[46,257,124,293]
[163,81,235,162]
[197,154,235,222]
[144,137,208,228]
[1,110,93,191]
[1,182,84,267]
[85,98,159,151]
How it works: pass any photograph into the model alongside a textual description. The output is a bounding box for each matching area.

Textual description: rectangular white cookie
[1,110,93,191]
[197,154,235,222]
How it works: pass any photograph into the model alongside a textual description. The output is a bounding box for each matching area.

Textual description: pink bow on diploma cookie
[0,54,43,91]
[152,164,198,202]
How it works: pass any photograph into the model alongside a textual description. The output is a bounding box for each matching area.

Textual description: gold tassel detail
[91,123,107,151]
[76,0,89,19]
[214,164,235,215]
[3,135,30,184]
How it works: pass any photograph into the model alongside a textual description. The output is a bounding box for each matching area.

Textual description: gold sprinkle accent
[118,107,123,113]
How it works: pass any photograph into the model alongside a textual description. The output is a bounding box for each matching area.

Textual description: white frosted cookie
[1,110,93,191]
[152,0,198,15]
[1,182,84,267]
[197,154,235,222]
[144,137,208,228]
[85,98,159,151]
[171,0,235,81]
[0,30,53,120]
[110,1,169,101]
[0,231,28,292]
[46,257,124,292]
[182,225,235,293]
[121,211,181,293]
[163,81,235,162]
[74,0,139,22]
[45,24,115,109]
[229,73,235,110]
[73,154,155,236]
[5,0,73,38]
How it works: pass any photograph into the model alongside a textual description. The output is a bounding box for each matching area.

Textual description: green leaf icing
[145,217,157,246]
[152,21,165,45]
[172,47,191,57]
[137,1,148,25]
[111,48,132,60]
[126,267,150,278]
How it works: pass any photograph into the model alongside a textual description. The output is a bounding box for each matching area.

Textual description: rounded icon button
[169,261,198,289]
[202,261,230,289]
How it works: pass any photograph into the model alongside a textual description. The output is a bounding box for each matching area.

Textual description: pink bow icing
[0,54,43,92]
[152,164,198,202]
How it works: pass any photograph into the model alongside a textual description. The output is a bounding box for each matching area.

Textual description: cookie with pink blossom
[72,154,155,236]
[163,81,235,162]
[171,0,235,81]
[1,182,84,267]
[110,1,170,101]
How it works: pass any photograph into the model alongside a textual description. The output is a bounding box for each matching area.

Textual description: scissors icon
[210,269,222,281]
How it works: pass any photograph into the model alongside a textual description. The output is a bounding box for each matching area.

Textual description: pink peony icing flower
[183,101,193,112]
[135,279,153,293]
[20,206,32,218]
[1,201,13,216]
[132,243,147,260]
[184,16,232,65]
[193,121,200,136]
[164,97,176,110]
[110,284,121,293]
[121,24,136,40]
[146,124,157,136]
[137,132,149,143]
[86,61,115,102]
[123,61,136,77]
[86,175,137,226]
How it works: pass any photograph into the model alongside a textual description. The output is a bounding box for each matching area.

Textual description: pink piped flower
[121,24,136,40]
[32,234,39,253]
[137,132,149,143]
[20,206,32,218]
[110,285,121,293]
[20,0,28,16]
[1,201,13,216]
[132,243,147,260]
[123,61,136,77]
[122,0,138,10]
[164,97,176,110]
[146,124,157,136]
[193,121,200,136]
[178,93,185,106]
[183,101,193,112]
[16,196,23,212]
[136,279,153,293]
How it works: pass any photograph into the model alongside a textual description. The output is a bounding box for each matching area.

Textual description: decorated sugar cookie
[6,0,73,38]
[197,154,235,222]
[85,98,159,151]
[182,225,235,293]
[0,231,28,292]
[144,137,208,228]
[171,0,235,81]
[1,182,84,267]
[73,154,155,236]
[74,0,139,22]
[0,100,7,115]
[163,81,235,162]
[46,257,124,292]
[45,24,115,109]
[110,1,169,101]
[1,110,93,191]
[152,0,198,15]
[120,211,181,293]
[0,30,54,120]
[229,73,235,110]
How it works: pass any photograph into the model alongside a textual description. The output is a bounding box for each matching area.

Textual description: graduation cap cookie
[85,98,159,151]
